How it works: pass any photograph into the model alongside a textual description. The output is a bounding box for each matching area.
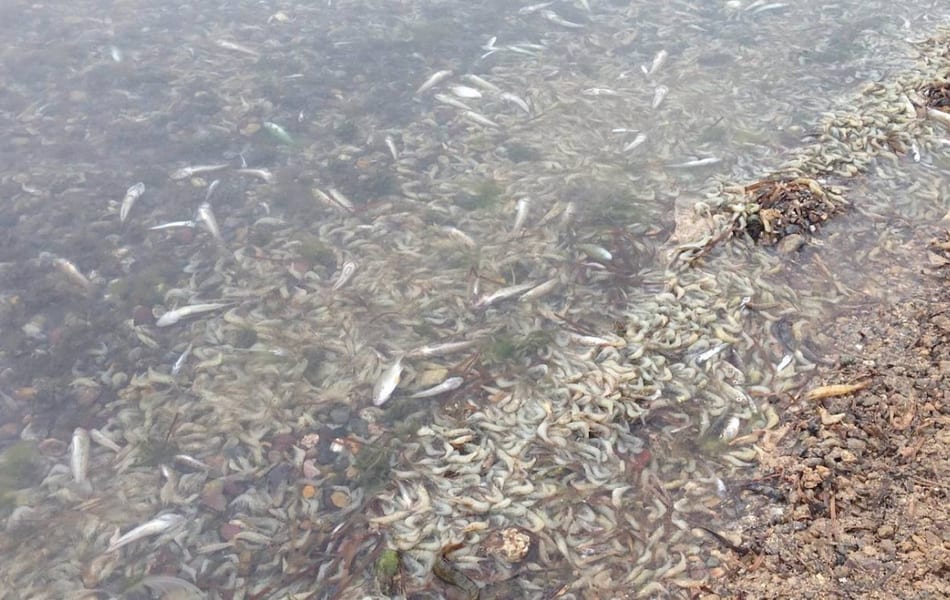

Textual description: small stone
[329,489,351,509]
[328,405,351,425]
[777,233,806,254]
[201,481,227,512]
[877,524,894,539]
[220,522,242,541]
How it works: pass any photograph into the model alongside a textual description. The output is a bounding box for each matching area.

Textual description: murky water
[2,1,950,598]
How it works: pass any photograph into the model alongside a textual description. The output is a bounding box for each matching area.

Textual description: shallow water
[2,0,950,598]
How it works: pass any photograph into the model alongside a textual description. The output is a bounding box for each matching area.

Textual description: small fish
[582,87,621,97]
[205,179,220,202]
[720,416,741,441]
[406,340,479,359]
[328,188,354,212]
[643,49,668,77]
[474,281,537,309]
[89,429,122,453]
[500,92,531,113]
[373,356,404,406]
[263,121,294,145]
[332,261,357,290]
[541,9,585,28]
[651,85,668,109]
[622,133,648,152]
[169,164,229,180]
[384,135,399,161]
[409,376,464,399]
[120,182,145,223]
[577,243,612,261]
[462,110,500,128]
[235,168,273,183]
[214,39,260,58]
[520,277,560,302]
[518,1,553,15]
[105,513,186,554]
[52,257,94,290]
[196,202,223,242]
[109,45,123,63]
[434,93,474,111]
[415,69,453,95]
[667,157,721,168]
[451,85,482,99]
[512,197,531,232]
[464,74,501,94]
[443,226,476,248]
[149,220,196,231]
[71,428,90,484]
[171,343,193,377]
[313,187,354,213]
[156,302,232,327]
[696,343,729,364]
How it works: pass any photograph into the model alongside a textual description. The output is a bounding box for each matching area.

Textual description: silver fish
[464,74,501,94]
[71,427,90,484]
[214,39,260,58]
[149,220,196,231]
[643,49,668,77]
[89,428,122,453]
[235,168,273,183]
[384,135,399,161]
[105,513,186,554]
[313,187,353,213]
[328,188,355,212]
[519,2,553,15]
[169,164,228,180]
[500,92,531,114]
[434,93,474,111]
[474,281,537,309]
[513,198,531,233]
[373,356,404,406]
[156,302,232,327]
[415,69,453,95]
[541,9,585,28]
[332,261,357,290]
[196,202,223,242]
[409,376,464,399]
[451,85,482,99]
[462,110,500,128]
[406,339,479,359]
[622,133,648,152]
[520,277,560,302]
[667,157,721,168]
[171,342,193,377]
[120,182,145,222]
[651,85,668,109]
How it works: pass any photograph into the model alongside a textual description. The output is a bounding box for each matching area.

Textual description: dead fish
[89,429,122,453]
[651,85,668,109]
[149,220,196,231]
[541,9,585,28]
[577,243,612,262]
[415,69,453,95]
[156,302,232,327]
[462,110,500,128]
[500,92,531,113]
[328,188,355,212]
[384,135,399,161]
[520,277,560,302]
[434,93,474,111]
[51,256,94,291]
[643,49,668,77]
[474,281,537,309]
[214,39,260,58]
[513,198,531,232]
[196,202,223,241]
[171,342,193,377]
[169,164,228,180]
[235,168,274,183]
[105,513,186,554]
[451,85,482,99]
[332,261,357,290]
[518,2,553,15]
[313,187,354,213]
[464,74,501,94]
[120,182,145,222]
[71,427,90,484]
[409,376,464,399]
[373,355,404,406]
[582,87,621,97]
[667,157,721,168]
[406,339,479,359]
[623,132,648,152]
